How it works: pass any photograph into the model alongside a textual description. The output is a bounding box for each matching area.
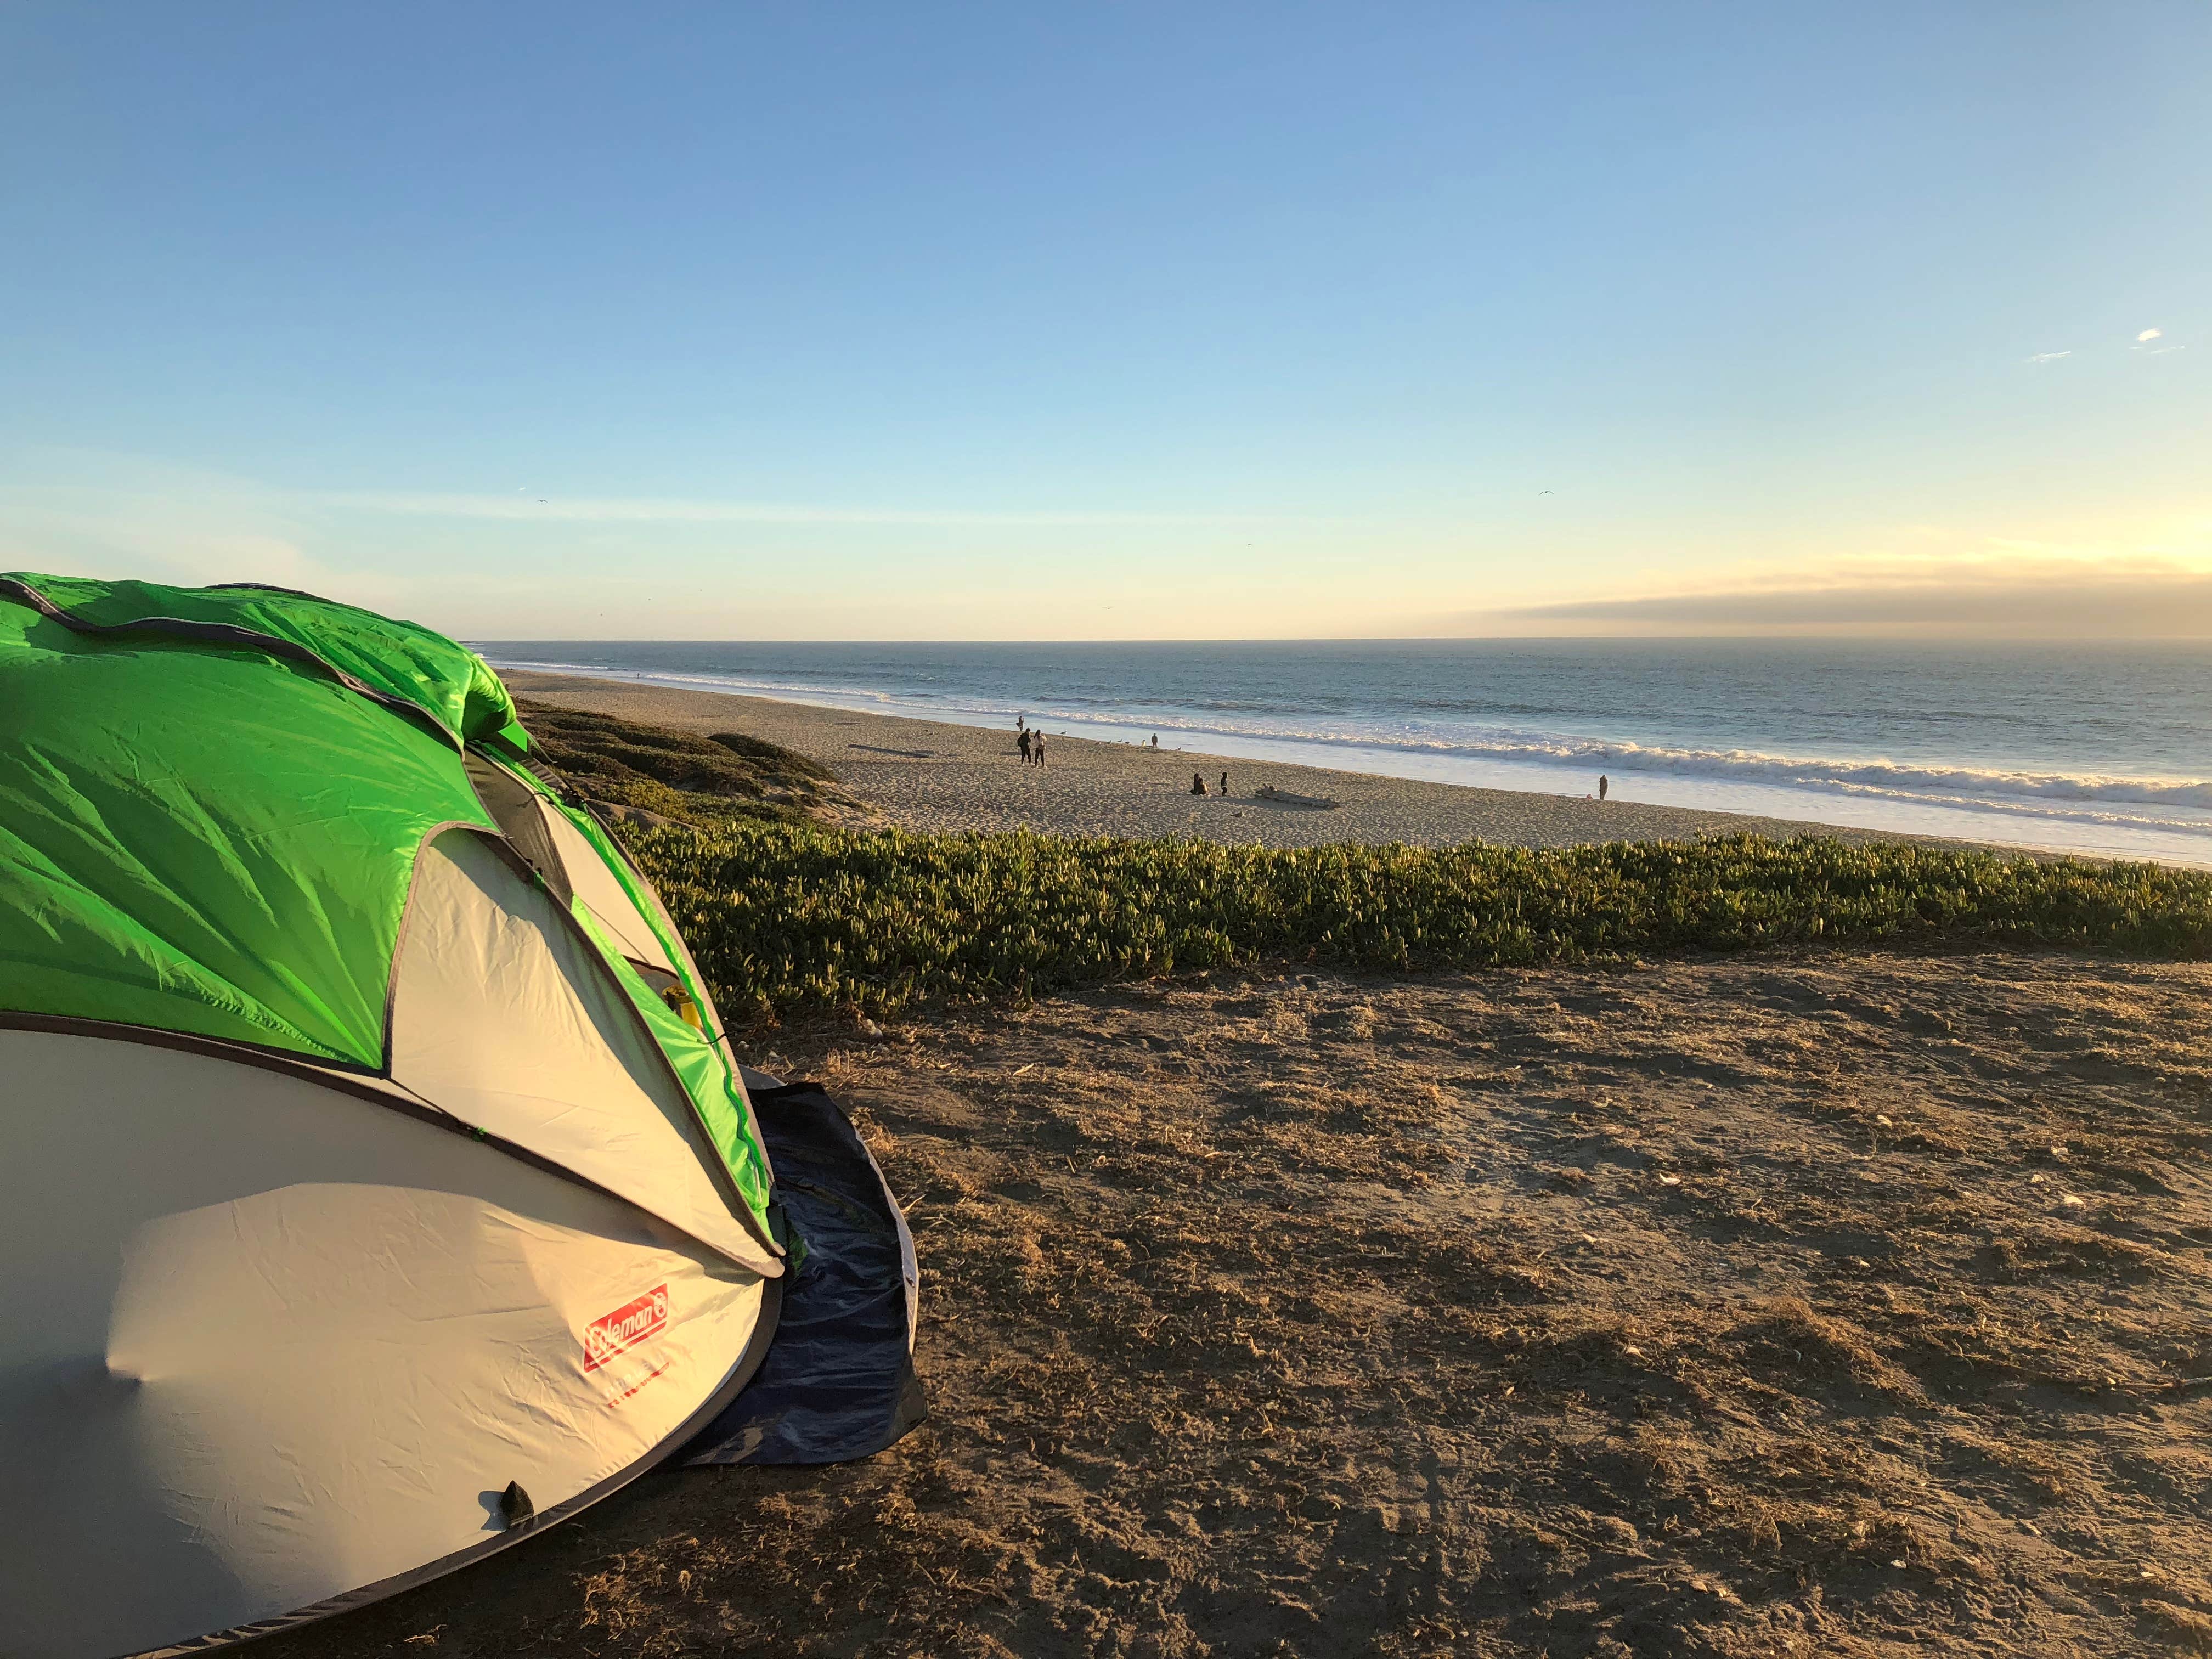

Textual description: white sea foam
[1056,715,2212,814]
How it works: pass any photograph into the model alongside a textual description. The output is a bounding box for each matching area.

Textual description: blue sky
[3,3,2207,637]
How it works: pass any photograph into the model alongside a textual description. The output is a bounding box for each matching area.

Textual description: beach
[503,670,1927,852]
[483,640,2212,868]
[264,949,2212,1658]
[22,12,2209,1654]
[244,672,2212,1658]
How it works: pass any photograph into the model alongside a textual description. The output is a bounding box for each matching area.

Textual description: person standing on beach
[1599,774,1609,802]
[1032,730,1047,768]
[1018,729,1032,765]
[1220,771,1229,797]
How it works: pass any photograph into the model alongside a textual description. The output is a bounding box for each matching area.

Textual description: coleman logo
[583,1285,669,1372]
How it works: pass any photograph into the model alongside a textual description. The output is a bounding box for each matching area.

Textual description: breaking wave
[481,653,2212,847]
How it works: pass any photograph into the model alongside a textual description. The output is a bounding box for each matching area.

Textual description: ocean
[473,640,2212,867]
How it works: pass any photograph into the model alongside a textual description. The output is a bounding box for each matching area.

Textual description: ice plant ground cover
[621,818,2212,1022]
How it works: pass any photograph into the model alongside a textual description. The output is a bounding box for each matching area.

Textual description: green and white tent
[0,575,912,1658]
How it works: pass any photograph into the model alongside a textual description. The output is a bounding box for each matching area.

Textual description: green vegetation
[622,818,2212,1022]
[516,698,846,826]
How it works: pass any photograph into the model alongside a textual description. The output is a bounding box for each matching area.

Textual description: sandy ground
[270,949,2211,1658]
[500,672,1918,851]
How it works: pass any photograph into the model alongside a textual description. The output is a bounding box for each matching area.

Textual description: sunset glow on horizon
[3,4,2205,640]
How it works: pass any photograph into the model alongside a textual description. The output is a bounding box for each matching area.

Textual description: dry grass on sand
[272,950,2212,1658]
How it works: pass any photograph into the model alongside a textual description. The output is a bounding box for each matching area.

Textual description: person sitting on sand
[1192,771,1207,795]
[1018,729,1032,765]
[1032,730,1047,768]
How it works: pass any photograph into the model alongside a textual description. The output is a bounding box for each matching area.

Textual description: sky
[2,3,2208,640]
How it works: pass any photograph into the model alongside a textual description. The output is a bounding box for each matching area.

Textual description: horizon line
[467,633,2212,647]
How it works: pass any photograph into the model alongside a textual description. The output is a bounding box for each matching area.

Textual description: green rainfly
[0,573,772,1227]
[2,572,529,748]
[0,584,495,1064]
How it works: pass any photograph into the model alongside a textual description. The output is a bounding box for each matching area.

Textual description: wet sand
[502,670,1922,851]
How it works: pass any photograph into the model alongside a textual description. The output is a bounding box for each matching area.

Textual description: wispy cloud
[2025,350,2072,364]
[314,490,1293,528]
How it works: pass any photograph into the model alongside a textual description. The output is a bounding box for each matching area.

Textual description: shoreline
[505,669,1994,855]
[490,661,2212,867]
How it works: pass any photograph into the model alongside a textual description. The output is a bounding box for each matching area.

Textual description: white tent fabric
[533,798,680,975]
[527,804,775,1212]
[388,831,779,1277]
[0,1028,768,1659]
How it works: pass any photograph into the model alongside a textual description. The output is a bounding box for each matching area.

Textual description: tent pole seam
[0,1014,742,1250]
[573,798,781,1192]
[443,764,781,1252]
[443,828,784,1263]
[0,576,464,751]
